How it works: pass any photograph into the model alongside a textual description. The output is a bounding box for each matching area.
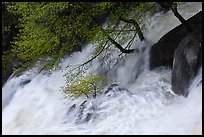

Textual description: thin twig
[71,41,109,72]
[105,29,136,32]
[136,3,157,20]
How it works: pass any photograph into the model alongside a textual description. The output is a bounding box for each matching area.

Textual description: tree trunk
[92,17,134,53]
[97,22,134,53]
[168,2,193,32]
[120,18,144,41]
[107,35,134,53]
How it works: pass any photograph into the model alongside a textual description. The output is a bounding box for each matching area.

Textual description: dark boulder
[149,11,202,70]
[172,27,202,96]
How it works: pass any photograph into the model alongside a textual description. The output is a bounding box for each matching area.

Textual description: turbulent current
[2,3,202,135]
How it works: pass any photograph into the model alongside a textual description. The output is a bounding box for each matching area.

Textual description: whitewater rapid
[2,2,202,135]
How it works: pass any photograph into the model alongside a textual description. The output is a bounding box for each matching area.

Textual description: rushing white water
[2,2,202,135]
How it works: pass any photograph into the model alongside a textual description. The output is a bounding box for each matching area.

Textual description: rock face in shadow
[149,11,202,70]
[172,27,202,96]
[149,11,202,96]
[2,63,14,86]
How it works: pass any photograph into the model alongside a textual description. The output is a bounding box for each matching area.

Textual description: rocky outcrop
[149,11,202,96]
[172,27,202,96]
[149,11,202,70]
[65,83,131,124]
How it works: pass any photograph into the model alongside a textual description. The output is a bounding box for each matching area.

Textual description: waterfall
[2,2,202,135]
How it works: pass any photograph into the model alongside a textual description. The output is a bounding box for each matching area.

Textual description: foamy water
[2,2,202,135]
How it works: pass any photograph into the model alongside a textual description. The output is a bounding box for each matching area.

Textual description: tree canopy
[3,2,188,78]
[3,2,157,73]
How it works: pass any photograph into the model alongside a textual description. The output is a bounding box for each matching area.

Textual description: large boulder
[172,27,202,96]
[149,11,202,70]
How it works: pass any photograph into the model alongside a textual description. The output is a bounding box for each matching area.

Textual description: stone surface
[172,27,202,96]
[149,11,202,70]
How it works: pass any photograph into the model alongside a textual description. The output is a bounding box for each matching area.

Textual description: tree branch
[105,29,136,32]
[137,3,157,20]
[72,41,109,72]
[168,2,192,32]
[78,2,134,54]
[120,18,144,41]
[72,22,135,72]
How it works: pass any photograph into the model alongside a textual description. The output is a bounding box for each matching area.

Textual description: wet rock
[67,104,76,115]
[72,83,133,124]
[149,11,202,70]
[75,100,88,123]
[103,83,131,98]
[20,79,31,87]
[197,80,202,87]
[104,84,119,94]
[172,27,202,96]
[83,113,93,123]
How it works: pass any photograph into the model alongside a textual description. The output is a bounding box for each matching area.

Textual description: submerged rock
[104,84,119,94]
[103,84,130,98]
[75,100,88,123]
[69,84,131,124]
[67,104,76,114]
[75,100,97,124]
[172,27,202,96]
[19,79,31,87]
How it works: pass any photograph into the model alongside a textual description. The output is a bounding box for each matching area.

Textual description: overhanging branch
[78,2,135,54]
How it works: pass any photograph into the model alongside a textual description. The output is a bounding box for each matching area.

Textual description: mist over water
[2,2,202,135]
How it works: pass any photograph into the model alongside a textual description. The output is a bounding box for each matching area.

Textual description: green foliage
[63,74,107,98]
[8,2,97,71]
[175,2,185,5]
[2,2,22,79]
[5,2,158,74]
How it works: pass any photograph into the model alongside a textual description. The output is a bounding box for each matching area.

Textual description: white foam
[2,2,202,135]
